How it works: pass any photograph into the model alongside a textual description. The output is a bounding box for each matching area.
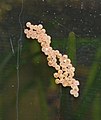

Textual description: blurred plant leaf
[68,32,76,65]
[38,81,49,120]
[60,32,76,120]
[83,47,101,96]
[0,94,3,120]
[0,53,13,73]
[92,94,101,120]
[75,46,101,120]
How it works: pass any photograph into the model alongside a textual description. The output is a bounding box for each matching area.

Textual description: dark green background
[0,0,101,120]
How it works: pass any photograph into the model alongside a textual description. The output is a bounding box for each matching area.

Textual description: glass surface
[0,0,101,120]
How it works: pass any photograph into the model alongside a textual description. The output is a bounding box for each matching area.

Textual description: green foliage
[59,32,76,120]
[92,94,101,120]
[68,32,76,65]
[74,46,101,120]
[83,47,101,96]
[1,34,101,120]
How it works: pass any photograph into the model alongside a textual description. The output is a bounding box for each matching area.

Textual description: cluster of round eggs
[24,22,80,97]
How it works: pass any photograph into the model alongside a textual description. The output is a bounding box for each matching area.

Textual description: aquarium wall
[0,0,101,120]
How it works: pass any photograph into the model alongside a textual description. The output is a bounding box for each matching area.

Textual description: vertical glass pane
[0,0,101,120]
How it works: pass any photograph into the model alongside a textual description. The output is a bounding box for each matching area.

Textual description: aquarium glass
[0,0,101,120]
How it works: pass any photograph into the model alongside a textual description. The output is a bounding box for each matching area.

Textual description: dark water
[0,0,101,120]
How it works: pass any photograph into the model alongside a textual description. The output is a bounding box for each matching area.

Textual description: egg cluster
[24,22,80,97]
